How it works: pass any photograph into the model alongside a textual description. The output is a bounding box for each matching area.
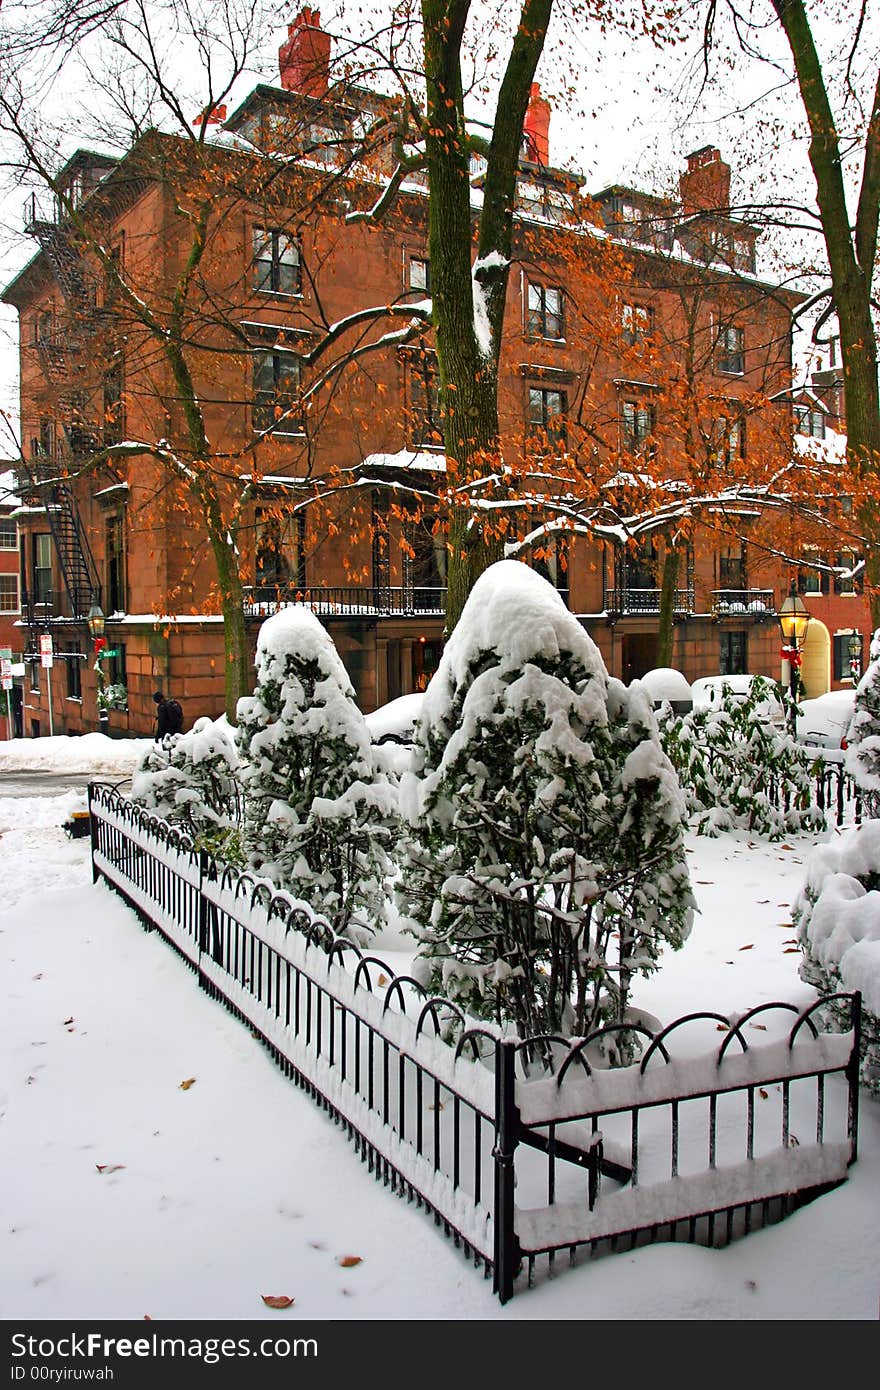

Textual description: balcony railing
[711,589,776,617]
[606,587,694,615]
[243,585,447,618]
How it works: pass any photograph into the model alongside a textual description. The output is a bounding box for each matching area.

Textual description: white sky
[1,735,878,1319]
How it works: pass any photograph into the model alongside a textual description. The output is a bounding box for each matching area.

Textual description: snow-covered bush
[792,820,880,1095]
[845,628,880,818]
[658,676,824,838]
[235,606,397,941]
[396,561,695,1042]
[131,717,241,857]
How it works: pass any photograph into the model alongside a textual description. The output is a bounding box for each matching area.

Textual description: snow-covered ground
[1,749,879,1320]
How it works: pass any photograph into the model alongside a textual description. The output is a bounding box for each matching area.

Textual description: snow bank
[0,733,146,775]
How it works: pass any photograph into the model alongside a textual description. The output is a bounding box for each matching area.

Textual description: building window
[794,404,826,439]
[529,533,569,604]
[620,399,655,453]
[712,415,745,467]
[65,646,83,700]
[526,282,564,339]
[718,541,747,589]
[103,360,125,447]
[105,514,126,613]
[833,632,862,682]
[106,641,127,694]
[30,418,54,460]
[33,534,52,604]
[0,517,17,549]
[0,574,19,612]
[26,661,39,694]
[528,387,568,447]
[253,351,303,435]
[799,549,829,595]
[720,630,748,674]
[402,513,447,594]
[253,227,302,296]
[717,324,745,375]
[255,508,306,593]
[408,354,442,448]
[833,551,859,596]
[34,309,53,346]
[408,256,430,292]
[621,301,653,345]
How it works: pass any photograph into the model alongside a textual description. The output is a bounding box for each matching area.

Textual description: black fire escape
[19,190,104,642]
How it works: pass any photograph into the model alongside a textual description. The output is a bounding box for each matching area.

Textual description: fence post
[847,991,862,1166]
[197,847,209,990]
[88,783,99,884]
[492,1039,520,1304]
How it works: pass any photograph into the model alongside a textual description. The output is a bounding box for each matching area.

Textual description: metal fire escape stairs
[22,194,103,631]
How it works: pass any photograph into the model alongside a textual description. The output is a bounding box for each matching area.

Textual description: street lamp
[849,631,863,685]
[779,581,810,731]
[86,598,109,732]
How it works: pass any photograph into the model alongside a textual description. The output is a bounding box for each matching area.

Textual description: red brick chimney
[192,103,227,127]
[679,146,731,213]
[279,8,331,97]
[523,83,551,166]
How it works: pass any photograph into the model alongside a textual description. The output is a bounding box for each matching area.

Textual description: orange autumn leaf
[738,944,754,951]
[337,1255,362,1268]
[261,1295,295,1309]
[179,1078,196,1090]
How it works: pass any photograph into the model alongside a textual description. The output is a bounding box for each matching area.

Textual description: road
[0,770,132,798]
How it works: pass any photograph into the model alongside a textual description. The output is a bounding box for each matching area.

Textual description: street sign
[1,656,12,692]
[101,649,119,659]
[0,646,11,662]
[40,634,53,669]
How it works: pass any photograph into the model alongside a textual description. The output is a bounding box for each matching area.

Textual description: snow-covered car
[636,667,693,713]
[364,692,424,746]
[795,689,855,760]
[690,674,786,725]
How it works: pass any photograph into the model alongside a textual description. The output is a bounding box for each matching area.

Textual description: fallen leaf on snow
[63,1017,74,1025]
[261,1295,294,1309]
[96,1164,125,1174]
[750,1023,767,1031]
[377,974,388,986]
[783,947,801,954]
[179,1078,196,1091]
[779,845,794,851]
[337,1255,362,1268]
[696,880,714,885]
[738,944,754,951]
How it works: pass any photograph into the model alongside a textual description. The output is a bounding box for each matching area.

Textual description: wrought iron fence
[605,587,694,614]
[88,783,861,1302]
[242,585,446,618]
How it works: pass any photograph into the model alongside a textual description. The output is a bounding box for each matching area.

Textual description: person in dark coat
[153,690,184,740]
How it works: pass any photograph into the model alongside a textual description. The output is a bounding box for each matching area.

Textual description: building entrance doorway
[622,632,659,684]
[413,638,443,692]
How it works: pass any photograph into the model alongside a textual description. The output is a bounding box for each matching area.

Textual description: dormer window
[794,404,825,439]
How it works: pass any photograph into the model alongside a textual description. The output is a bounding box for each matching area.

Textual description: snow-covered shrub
[845,628,880,818]
[658,676,824,838]
[130,717,241,858]
[396,560,695,1042]
[792,820,880,1095]
[235,606,397,941]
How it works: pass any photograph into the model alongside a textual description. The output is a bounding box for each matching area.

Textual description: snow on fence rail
[88,783,862,1303]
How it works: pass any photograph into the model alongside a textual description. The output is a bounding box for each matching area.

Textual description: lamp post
[779,582,810,733]
[86,598,109,733]
[849,631,863,686]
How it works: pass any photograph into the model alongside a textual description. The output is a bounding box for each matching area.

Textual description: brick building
[0,465,22,737]
[2,9,865,737]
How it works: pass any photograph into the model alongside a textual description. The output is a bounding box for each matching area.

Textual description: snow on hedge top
[253,606,355,694]
[243,604,372,766]
[420,560,608,736]
[794,819,880,1014]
